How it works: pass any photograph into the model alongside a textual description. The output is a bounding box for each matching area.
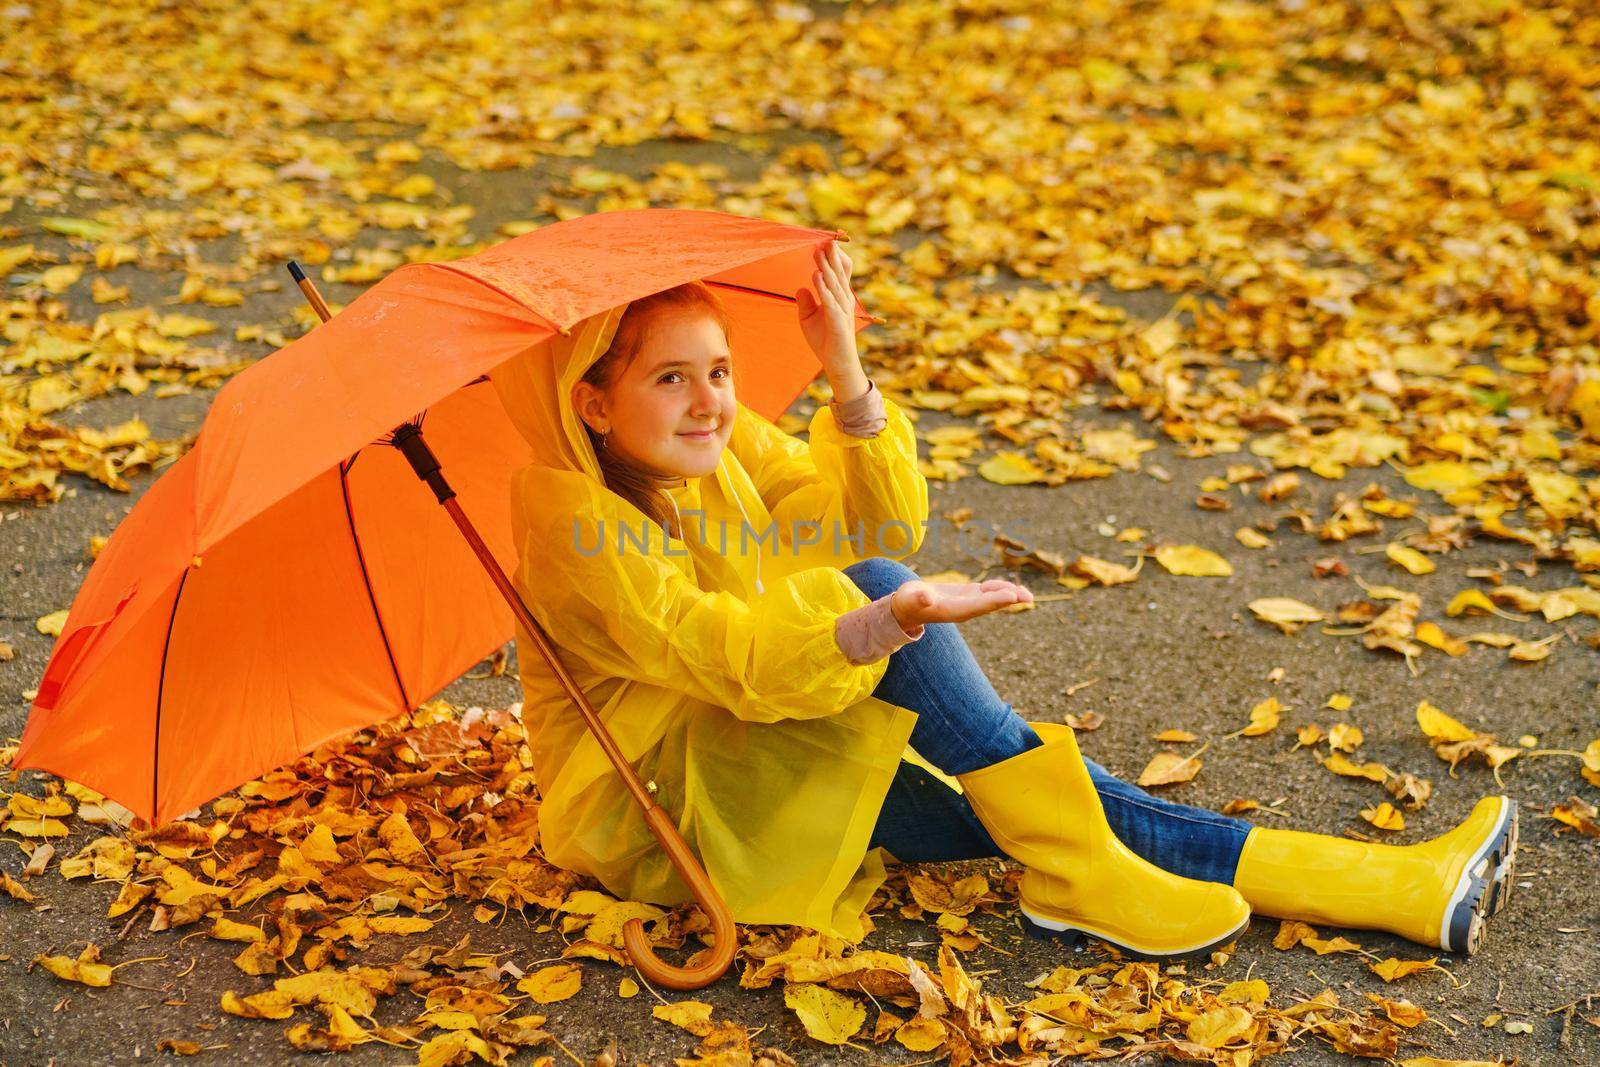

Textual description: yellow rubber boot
[956,722,1250,959]
[1233,796,1518,955]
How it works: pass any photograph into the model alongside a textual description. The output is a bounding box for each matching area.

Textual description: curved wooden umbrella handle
[621,804,739,990]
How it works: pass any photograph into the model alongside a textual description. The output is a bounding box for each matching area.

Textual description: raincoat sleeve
[514,470,892,725]
[730,388,929,560]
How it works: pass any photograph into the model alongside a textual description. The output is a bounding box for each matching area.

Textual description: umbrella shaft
[437,496,655,813]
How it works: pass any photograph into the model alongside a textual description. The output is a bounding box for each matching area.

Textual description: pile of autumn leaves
[7,0,1600,527]
[0,699,1542,1067]
[0,222,261,503]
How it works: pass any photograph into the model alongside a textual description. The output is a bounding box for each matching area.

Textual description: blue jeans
[845,557,1250,885]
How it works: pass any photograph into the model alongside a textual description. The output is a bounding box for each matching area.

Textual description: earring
[598,429,611,450]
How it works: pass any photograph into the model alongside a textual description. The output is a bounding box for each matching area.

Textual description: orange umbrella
[16,207,871,989]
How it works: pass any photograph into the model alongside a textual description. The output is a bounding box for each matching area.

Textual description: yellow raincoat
[489,303,931,941]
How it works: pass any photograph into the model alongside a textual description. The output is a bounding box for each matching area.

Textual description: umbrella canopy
[17,208,866,825]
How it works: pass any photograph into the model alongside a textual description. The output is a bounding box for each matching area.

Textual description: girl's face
[574,311,737,480]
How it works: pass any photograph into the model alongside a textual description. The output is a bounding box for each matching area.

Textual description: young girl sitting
[488,240,1516,959]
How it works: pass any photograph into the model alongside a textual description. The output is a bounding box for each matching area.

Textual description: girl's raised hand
[795,240,860,374]
[889,578,1033,630]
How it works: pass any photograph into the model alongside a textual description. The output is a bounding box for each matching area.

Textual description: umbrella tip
[286,260,306,283]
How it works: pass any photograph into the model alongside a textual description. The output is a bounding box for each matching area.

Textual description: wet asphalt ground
[2,134,1598,1066]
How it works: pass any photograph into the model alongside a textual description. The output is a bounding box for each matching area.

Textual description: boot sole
[1020,908,1250,961]
[1440,797,1518,956]
[1485,800,1518,918]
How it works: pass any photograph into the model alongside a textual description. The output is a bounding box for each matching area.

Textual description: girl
[489,240,1517,959]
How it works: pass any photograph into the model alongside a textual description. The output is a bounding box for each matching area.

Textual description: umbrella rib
[423,262,565,332]
[152,566,192,823]
[702,280,798,304]
[339,455,410,712]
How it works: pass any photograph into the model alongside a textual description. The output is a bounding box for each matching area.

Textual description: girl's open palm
[891,579,1033,629]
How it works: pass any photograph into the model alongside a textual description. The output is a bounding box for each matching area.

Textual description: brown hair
[580,281,734,535]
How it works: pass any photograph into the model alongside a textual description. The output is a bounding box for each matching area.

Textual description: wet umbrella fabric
[16,209,862,825]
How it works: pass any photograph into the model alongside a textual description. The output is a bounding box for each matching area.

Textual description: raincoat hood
[490,304,628,483]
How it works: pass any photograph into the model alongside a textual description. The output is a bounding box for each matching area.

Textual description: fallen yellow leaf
[1360,802,1405,831]
[1366,993,1428,1028]
[39,264,84,293]
[518,964,582,1005]
[1328,723,1363,752]
[1321,753,1391,782]
[1416,700,1476,743]
[35,610,69,637]
[1386,544,1436,575]
[1155,544,1233,577]
[1369,957,1441,982]
[1241,697,1283,737]
[0,244,34,274]
[1187,1004,1254,1048]
[35,952,113,987]
[783,982,866,1045]
[210,918,266,943]
[1235,527,1272,549]
[894,1014,947,1052]
[1137,750,1203,786]
[1294,724,1326,749]
[1446,588,1519,618]
[651,999,717,1036]
[1071,554,1140,586]
[1416,621,1467,656]
[221,989,296,1020]
[978,451,1046,485]
[1509,634,1559,662]
[1249,596,1323,633]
